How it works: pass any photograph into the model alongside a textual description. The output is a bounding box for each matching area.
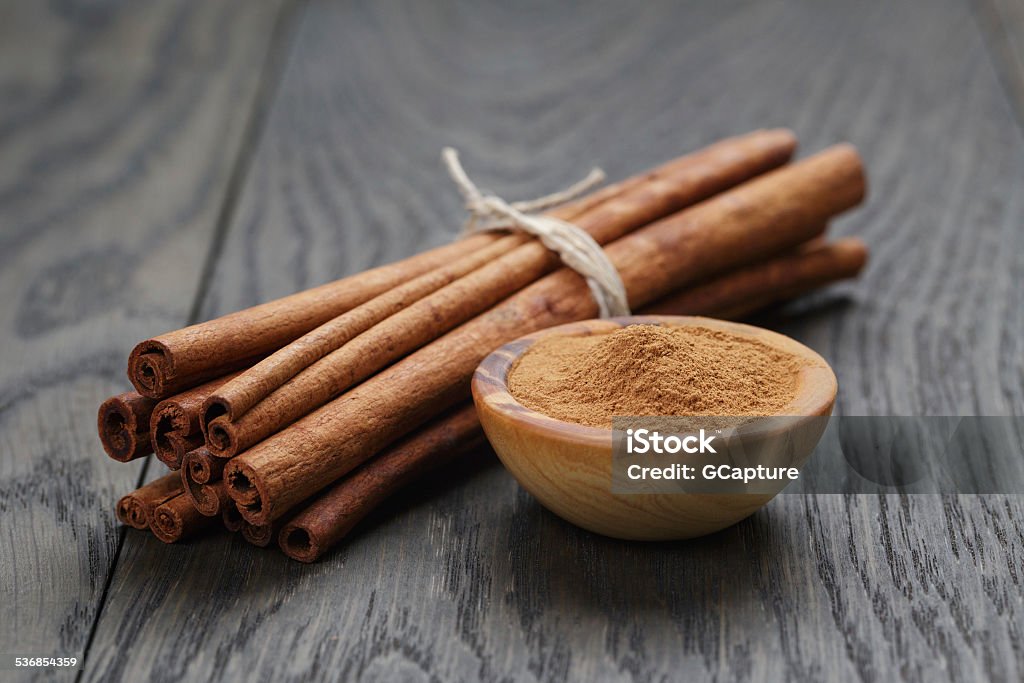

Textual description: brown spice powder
[508,324,801,428]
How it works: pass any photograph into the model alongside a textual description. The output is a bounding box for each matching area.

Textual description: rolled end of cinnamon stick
[181,448,229,516]
[224,460,270,525]
[195,482,230,517]
[127,340,177,399]
[182,470,230,517]
[155,431,202,470]
[116,494,149,529]
[98,392,157,462]
[150,493,213,544]
[204,416,241,459]
[151,401,190,469]
[278,524,324,563]
[150,372,244,467]
[221,499,245,532]
[183,447,226,485]
[151,399,208,469]
[200,396,231,443]
[241,521,278,548]
[115,472,182,530]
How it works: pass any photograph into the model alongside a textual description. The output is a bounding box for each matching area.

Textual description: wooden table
[2,1,1023,680]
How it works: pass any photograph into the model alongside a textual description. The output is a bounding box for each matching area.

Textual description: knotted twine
[442,148,631,318]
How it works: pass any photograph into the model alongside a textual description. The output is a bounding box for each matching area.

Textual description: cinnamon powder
[508,324,801,428]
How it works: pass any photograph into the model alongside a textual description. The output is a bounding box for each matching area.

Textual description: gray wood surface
[0,0,287,680]
[2,0,1023,681]
[978,0,1024,125]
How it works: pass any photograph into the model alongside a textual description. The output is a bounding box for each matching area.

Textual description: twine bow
[442,147,631,318]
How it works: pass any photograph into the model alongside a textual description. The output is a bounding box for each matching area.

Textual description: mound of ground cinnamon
[508,324,801,428]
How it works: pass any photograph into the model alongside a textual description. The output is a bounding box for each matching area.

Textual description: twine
[442,148,631,318]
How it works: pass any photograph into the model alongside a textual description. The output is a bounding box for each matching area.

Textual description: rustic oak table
[2,1,1022,681]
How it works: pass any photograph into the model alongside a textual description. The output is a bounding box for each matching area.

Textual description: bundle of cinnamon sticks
[98,130,868,561]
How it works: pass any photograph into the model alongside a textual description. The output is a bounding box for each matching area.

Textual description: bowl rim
[471,315,838,449]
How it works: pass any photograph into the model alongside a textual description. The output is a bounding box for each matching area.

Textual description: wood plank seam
[71,2,307,679]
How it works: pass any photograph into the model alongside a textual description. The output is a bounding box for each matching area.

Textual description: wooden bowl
[472,316,837,540]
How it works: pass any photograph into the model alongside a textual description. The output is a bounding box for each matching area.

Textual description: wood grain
[976,0,1024,129]
[0,0,286,679]
[3,0,1024,680]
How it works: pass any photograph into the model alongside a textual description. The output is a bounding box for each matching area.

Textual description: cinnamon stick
[279,404,485,562]
[241,521,279,548]
[149,493,214,543]
[222,499,245,532]
[200,235,522,434]
[187,479,230,518]
[151,373,239,469]
[276,240,866,561]
[646,238,869,318]
[124,131,707,401]
[200,193,614,445]
[206,130,799,458]
[98,392,157,462]
[181,448,230,516]
[115,472,182,530]
[126,234,510,399]
[225,144,866,524]
[182,447,226,484]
